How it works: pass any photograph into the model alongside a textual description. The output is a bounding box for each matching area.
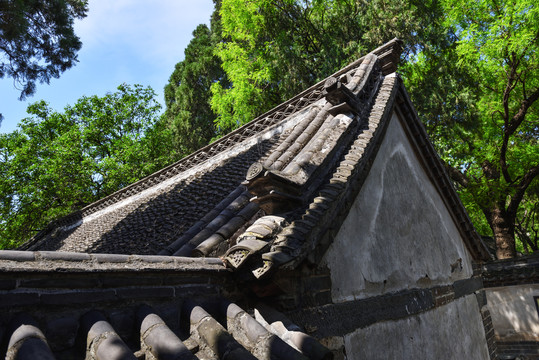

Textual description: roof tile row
[3,301,331,360]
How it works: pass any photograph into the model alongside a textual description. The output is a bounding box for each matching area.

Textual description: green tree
[163,0,228,156]
[211,0,538,258]
[0,0,88,101]
[211,0,443,134]
[0,84,173,249]
[403,0,539,258]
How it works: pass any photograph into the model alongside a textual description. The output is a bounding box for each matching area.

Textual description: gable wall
[343,295,489,359]
[323,111,473,302]
[486,284,539,359]
[318,109,491,359]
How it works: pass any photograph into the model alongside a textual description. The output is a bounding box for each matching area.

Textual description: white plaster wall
[343,295,490,360]
[486,284,539,341]
[323,112,473,302]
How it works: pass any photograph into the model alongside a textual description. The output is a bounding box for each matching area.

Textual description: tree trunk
[489,207,517,259]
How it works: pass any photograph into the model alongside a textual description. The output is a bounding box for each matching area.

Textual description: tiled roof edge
[483,253,539,270]
[0,250,226,272]
[482,253,539,286]
[261,73,401,274]
[24,39,403,246]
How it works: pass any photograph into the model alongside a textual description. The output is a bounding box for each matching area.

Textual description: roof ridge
[252,73,401,278]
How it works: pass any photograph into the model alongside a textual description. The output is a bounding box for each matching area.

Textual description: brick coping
[484,254,539,269]
[0,250,226,272]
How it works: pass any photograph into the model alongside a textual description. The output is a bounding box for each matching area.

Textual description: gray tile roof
[21,38,490,277]
[3,300,331,359]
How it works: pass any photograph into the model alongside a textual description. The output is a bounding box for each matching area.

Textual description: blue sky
[0,0,215,133]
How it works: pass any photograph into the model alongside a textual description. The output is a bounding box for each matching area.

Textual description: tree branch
[499,51,522,183]
[508,86,539,135]
[507,164,539,217]
[482,160,500,181]
[499,86,539,184]
[443,162,470,188]
[517,29,539,66]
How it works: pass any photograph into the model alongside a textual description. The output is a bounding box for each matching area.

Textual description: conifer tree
[163,0,228,157]
[0,0,88,100]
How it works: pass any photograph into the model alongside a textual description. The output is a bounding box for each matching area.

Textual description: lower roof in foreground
[3,299,331,360]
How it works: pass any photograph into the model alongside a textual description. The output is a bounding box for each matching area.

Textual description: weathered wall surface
[486,284,539,341]
[343,295,490,360]
[323,112,473,302]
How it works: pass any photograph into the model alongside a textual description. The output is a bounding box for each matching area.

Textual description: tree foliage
[403,0,539,258]
[0,0,88,100]
[163,0,228,157]
[211,0,444,133]
[0,84,173,249]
